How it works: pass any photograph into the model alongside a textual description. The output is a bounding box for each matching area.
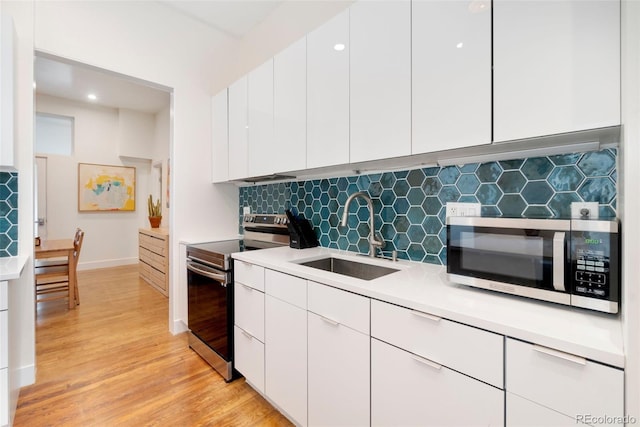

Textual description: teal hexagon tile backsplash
[238,148,618,265]
[0,172,18,257]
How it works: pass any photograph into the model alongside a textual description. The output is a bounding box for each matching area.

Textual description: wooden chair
[35,229,85,306]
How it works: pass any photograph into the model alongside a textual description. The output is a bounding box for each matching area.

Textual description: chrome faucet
[340,191,384,258]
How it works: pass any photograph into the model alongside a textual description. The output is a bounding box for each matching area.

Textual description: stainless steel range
[186,214,290,381]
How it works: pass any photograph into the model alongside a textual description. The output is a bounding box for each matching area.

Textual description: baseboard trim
[15,364,35,388]
[171,319,188,335]
[78,258,138,271]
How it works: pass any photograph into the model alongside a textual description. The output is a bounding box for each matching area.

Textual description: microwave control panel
[570,230,619,300]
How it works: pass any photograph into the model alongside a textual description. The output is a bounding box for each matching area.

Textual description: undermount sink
[298,257,399,281]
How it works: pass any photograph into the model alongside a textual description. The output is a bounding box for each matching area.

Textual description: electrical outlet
[243,206,251,215]
[446,202,481,218]
[571,202,599,219]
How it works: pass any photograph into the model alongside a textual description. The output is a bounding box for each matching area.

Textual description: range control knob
[281,218,288,225]
[275,217,281,224]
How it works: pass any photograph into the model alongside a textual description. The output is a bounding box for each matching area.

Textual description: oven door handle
[553,232,566,292]
[187,262,228,284]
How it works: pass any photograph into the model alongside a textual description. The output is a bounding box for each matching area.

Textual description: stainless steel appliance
[446,217,620,314]
[186,214,290,381]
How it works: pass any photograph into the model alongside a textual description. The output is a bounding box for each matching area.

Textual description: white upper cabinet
[248,59,274,177]
[307,9,350,169]
[0,14,15,170]
[412,0,491,154]
[228,76,248,180]
[493,0,621,142]
[350,0,411,163]
[211,89,229,183]
[274,37,307,174]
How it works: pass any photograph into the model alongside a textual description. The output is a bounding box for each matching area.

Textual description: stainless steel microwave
[446,217,620,314]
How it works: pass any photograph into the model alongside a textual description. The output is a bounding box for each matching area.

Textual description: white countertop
[233,246,624,368]
[0,255,28,281]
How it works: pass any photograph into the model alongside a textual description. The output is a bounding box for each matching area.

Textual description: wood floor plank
[14,265,292,427]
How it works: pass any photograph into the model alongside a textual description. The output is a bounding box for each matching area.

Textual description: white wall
[2,1,35,424]
[36,93,154,270]
[153,105,170,222]
[622,0,640,420]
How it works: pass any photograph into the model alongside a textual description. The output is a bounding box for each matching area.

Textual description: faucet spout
[340,191,384,258]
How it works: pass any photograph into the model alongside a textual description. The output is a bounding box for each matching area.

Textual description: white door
[35,156,47,239]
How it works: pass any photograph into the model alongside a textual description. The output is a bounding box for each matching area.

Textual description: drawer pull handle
[242,284,253,292]
[411,310,441,322]
[241,330,254,340]
[532,345,586,366]
[319,315,340,327]
[411,354,442,371]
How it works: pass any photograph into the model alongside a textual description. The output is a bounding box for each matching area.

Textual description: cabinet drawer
[234,325,265,394]
[234,261,264,291]
[371,300,503,388]
[0,281,6,311]
[234,283,265,342]
[507,392,584,426]
[139,247,166,272]
[506,338,624,423]
[265,269,306,309]
[372,339,504,427]
[0,311,6,369]
[139,233,168,255]
[307,281,369,334]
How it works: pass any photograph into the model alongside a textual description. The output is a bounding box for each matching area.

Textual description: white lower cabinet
[507,393,585,426]
[371,338,504,426]
[506,338,624,426]
[0,281,6,427]
[264,269,307,426]
[307,281,370,427]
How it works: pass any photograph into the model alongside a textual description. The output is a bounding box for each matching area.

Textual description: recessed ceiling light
[456,42,464,49]
[334,43,345,51]
[87,93,97,101]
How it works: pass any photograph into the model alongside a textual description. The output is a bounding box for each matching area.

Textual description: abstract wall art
[78,163,136,212]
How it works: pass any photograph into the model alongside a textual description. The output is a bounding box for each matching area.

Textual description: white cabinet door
[248,59,274,177]
[274,37,306,174]
[506,338,624,426]
[0,14,15,169]
[307,9,350,169]
[412,0,491,153]
[228,76,248,180]
[234,325,265,393]
[308,311,369,426]
[371,339,504,427]
[493,0,620,142]
[507,393,584,426]
[265,295,307,425]
[350,0,411,163]
[211,89,229,183]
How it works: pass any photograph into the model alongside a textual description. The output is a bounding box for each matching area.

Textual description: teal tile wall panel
[239,149,618,265]
[0,172,18,257]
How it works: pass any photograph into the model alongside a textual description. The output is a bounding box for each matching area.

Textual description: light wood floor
[14,265,291,427]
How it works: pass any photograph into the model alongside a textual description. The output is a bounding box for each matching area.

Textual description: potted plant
[148,195,162,228]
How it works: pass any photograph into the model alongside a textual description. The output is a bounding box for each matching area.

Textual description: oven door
[447,218,571,304]
[187,260,233,363]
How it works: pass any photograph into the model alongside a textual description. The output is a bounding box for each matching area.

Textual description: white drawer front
[265,269,306,309]
[372,339,504,427]
[0,281,6,311]
[371,300,503,388]
[234,261,265,291]
[234,283,264,342]
[307,281,370,334]
[0,311,6,369]
[506,338,624,424]
[507,392,585,426]
[234,325,265,394]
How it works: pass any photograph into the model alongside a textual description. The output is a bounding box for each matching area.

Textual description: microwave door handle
[553,232,566,292]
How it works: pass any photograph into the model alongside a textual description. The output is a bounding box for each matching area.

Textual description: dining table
[35,239,76,309]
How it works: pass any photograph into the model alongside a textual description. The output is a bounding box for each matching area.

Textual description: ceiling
[159,0,284,38]
[34,1,285,114]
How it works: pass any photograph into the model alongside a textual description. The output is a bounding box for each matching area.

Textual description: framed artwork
[78,163,136,212]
